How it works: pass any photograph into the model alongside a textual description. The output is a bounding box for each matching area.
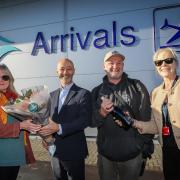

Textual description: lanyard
[171,75,178,88]
[162,76,178,126]
[162,103,168,126]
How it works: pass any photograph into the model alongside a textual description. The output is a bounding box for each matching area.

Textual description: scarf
[0,91,27,145]
[0,91,17,124]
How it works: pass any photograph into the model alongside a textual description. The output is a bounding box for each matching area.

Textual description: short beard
[105,71,123,80]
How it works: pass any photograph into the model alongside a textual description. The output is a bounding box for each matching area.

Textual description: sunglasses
[154,58,174,67]
[0,75,10,81]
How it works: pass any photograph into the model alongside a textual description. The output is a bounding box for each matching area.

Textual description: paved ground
[17,136,164,180]
[27,136,163,170]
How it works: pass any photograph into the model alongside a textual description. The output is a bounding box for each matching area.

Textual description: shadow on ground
[18,161,164,180]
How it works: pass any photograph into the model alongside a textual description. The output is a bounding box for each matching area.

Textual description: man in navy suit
[39,58,91,180]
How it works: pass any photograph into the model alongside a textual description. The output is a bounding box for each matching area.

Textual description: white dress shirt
[57,82,74,135]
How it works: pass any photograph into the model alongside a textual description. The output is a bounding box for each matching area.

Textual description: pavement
[17,136,164,180]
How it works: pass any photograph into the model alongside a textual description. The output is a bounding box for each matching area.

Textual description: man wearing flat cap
[91,50,154,180]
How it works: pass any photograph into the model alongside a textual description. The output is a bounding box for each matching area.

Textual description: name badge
[162,126,170,136]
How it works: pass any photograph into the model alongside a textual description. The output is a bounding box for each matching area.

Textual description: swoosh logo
[0,36,14,43]
[0,45,20,59]
[0,36,21,60]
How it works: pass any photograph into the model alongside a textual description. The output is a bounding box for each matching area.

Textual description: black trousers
[163,147,180,180]
[51,156,85,180]
[0,166,20,180]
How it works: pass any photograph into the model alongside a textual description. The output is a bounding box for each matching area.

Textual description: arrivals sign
[0,4,179,60]
[31,21,136,56]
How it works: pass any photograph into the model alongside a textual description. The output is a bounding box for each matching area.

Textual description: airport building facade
[0,0,179,136]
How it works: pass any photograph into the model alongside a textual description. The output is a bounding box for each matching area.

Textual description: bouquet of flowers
[1,85,56,155]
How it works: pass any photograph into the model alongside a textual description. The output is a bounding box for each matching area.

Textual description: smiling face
[57,59,75,86]
[154,50,177,79]
[104,55,124,83]
[0,69,10,92]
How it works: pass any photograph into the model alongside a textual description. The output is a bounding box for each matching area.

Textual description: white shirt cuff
[57,124,62,135]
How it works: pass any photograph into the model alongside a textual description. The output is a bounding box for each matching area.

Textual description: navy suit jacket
[49,84,92,160]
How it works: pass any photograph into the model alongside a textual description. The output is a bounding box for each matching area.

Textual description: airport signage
[153,5,180,52]
[31,21,137,56]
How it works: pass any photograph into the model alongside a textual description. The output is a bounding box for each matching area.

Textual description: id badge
[162,126,170,136]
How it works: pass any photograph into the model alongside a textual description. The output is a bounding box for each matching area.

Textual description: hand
[114,119,123,126]
[114,111,129,126]
[114,111,134,127]
[99,97,113,117]
[38,118,59,137]
[20,119,41,133]
[132,119,143,132]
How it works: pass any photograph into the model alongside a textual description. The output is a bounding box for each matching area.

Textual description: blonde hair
[0,64,18,94]
[153,48,179,66]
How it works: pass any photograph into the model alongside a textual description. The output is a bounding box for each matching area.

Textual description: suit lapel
[63,84,77,106]
[51,89,60,115]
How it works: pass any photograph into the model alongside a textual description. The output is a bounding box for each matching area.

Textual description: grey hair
[57,58,75,69]
[153,48,179,67]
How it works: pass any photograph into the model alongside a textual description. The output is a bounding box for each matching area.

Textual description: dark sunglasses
[0,75,10,81]
[154,58,174,67]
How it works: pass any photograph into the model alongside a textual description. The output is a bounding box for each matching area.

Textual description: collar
[60,82,74,90]
[160,75,179,91]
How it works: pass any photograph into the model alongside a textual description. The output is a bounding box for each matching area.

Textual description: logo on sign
[153,5,180,52]
[0,36,20,61]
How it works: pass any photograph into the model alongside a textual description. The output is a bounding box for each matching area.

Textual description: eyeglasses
[0,75,10,81]
[154,58,174,67]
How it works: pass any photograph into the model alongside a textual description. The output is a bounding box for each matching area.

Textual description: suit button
[175,136,180,139]
[172,121,176,123]
[168,103,172,106]
[171,91,174,95]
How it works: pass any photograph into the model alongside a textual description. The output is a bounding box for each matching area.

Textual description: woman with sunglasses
[0,64,41,180]
[133,48,180,180]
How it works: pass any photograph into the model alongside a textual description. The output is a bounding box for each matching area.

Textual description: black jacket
[91,73,153,161]
[50,84,92,160]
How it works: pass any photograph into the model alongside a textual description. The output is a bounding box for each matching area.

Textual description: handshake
[100,97,134,130]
